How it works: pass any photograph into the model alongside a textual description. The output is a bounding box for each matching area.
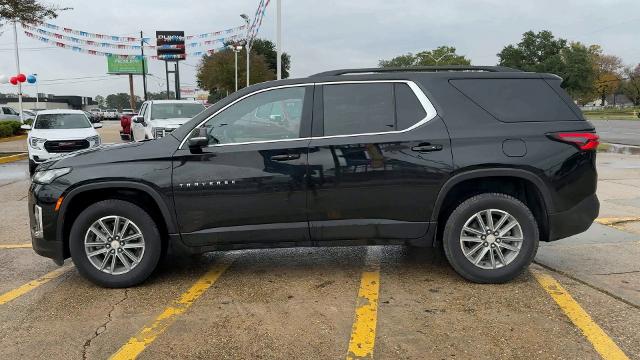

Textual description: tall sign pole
[156,31,185,100]
[140,31,148,101]
[12,21,24,122]
[276,0,282,80]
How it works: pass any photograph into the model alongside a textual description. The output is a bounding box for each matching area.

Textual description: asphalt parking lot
[0,121,639,359]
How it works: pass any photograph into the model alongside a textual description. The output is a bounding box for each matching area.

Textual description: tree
[251,39,291,79]
[105,93,139,110]
[561,42,597,102]
[0,0,69,24]
[588,45,623,106]
[196,48,274,94]
[621,65,640,106]
[94,95,105,108]
[497,31,595,100]
[379,46,471,67]
[147,91,175,100]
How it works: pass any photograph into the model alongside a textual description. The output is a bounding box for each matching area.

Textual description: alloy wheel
[459,209,523,270]
[84,215,146,275]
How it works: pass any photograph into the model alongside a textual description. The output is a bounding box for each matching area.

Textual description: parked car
[28,66,599,288]
[119,109,138,141]
[21,110,37,122]
[84,111,101,123]
[103,109,118,120]
[89,108,103,121]
[1,106,20,121]
[22,109,102,175]
[119,109,134,120]
[130,100,205,141]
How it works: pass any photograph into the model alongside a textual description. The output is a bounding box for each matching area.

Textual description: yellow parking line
[0,266,69,305]
[533,270,630,360]
[0,153,27,164]
[109,258,234,360]
[0,244,32,249]
[346,254,381,360]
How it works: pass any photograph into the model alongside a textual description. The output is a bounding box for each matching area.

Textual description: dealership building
[0,94,98,111]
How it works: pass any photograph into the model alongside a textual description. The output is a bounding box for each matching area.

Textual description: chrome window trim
[178,80,438,149]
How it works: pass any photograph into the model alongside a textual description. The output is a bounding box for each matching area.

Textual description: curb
[0,134,27,143]
[0,153,28,164]
[598,142,640,155]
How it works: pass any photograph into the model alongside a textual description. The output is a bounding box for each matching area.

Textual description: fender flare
[430,168,554,223]
[56,181,178,243]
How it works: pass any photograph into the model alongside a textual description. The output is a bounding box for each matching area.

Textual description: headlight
[87,135,101,148]
[32,168,71,184]
[30,137,46,150]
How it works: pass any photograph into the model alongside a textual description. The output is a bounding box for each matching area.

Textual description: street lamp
[240,14,251,87]
[228,44,243,92]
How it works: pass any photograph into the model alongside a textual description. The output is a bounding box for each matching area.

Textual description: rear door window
[395,83,427,130]
[450,78,579,122]
[323,83,395,136]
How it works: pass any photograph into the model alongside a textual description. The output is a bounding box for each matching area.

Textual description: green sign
[107,55,147,75]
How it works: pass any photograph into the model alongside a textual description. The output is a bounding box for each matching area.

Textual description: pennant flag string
[24,30,227,60]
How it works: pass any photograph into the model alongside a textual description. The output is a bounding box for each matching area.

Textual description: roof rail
[310,66,522,77]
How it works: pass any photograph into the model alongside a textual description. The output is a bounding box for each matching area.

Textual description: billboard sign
[156,31,186,61]
[107,55,147,75]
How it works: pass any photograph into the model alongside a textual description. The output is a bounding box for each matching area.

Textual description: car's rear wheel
[442,193,539,283]
[69,199,162,288]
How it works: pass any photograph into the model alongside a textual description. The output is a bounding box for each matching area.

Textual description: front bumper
[28,183,66,264]
[548,193,600,241]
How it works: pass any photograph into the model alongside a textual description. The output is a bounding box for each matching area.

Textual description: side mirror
[132,116,145,124]
[188,136,209,154]
[93,123,103,129]
[20,124,31,130]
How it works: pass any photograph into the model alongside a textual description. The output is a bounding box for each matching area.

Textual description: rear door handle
[270,153,301,161]
[411,143,443,153]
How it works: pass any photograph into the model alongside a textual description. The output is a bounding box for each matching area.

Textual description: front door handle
[411,143,443,153]
[270,153,301,161]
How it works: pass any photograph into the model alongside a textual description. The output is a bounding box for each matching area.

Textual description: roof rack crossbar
[310,66,521,77]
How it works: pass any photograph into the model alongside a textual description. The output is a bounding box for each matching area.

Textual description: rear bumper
[548,193,599,241]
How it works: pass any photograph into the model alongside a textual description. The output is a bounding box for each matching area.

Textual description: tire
[69,199,162,288]
[442,193,539,284]
[28,160,37,176]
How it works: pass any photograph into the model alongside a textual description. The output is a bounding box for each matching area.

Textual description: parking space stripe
[0,244,32,249]
[533,270,630,360]
[346,251,381,360]
[0,266,70,305]
[109,258,234,360]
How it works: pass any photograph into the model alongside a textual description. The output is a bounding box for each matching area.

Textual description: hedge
[0,121,24,138]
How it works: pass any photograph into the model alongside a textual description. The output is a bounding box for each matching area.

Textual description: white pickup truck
[131,100,205,141]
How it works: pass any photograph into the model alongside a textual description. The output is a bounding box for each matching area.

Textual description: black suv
[29,66,599,287]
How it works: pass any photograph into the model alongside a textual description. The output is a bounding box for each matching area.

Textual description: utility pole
[241,14,251,87]
[140,31,148,101]
[229,44,243,92]
[276,0,282,80]
[12,21,23,122]
[128,74,136,110]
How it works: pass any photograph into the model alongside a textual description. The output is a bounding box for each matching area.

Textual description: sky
[1,0,639,99]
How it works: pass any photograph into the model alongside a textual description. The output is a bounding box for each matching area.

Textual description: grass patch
[582,107,640,121]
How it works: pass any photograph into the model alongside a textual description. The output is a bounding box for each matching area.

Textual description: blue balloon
[27,75,37,84]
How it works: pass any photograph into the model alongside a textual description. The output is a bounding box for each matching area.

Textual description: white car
[1,106,20,121]
[22,109,102,175]
[103,108,119,120]
[131,100,205,141]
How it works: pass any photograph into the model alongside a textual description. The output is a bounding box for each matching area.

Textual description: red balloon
[9,77,18,85]
[16,73,26,83]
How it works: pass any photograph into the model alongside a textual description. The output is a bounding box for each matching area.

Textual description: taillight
[549,132,600,151]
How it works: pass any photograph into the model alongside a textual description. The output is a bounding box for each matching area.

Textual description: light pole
[240,14,251,87]
[229,44,243,92]
[33,73,39,110]
[12,21,24,123]
[276,0,282,79]
[426,52,455,66]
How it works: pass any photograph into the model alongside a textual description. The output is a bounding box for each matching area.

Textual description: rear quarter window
[450,78,579,122]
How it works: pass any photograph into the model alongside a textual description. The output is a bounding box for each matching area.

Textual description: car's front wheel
[69,199,162,288]
[442,193,539,283]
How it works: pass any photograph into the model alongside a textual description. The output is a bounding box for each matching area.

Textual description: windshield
[34,114,92,129]
[106,109,117,112]
[151,103,204,120]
